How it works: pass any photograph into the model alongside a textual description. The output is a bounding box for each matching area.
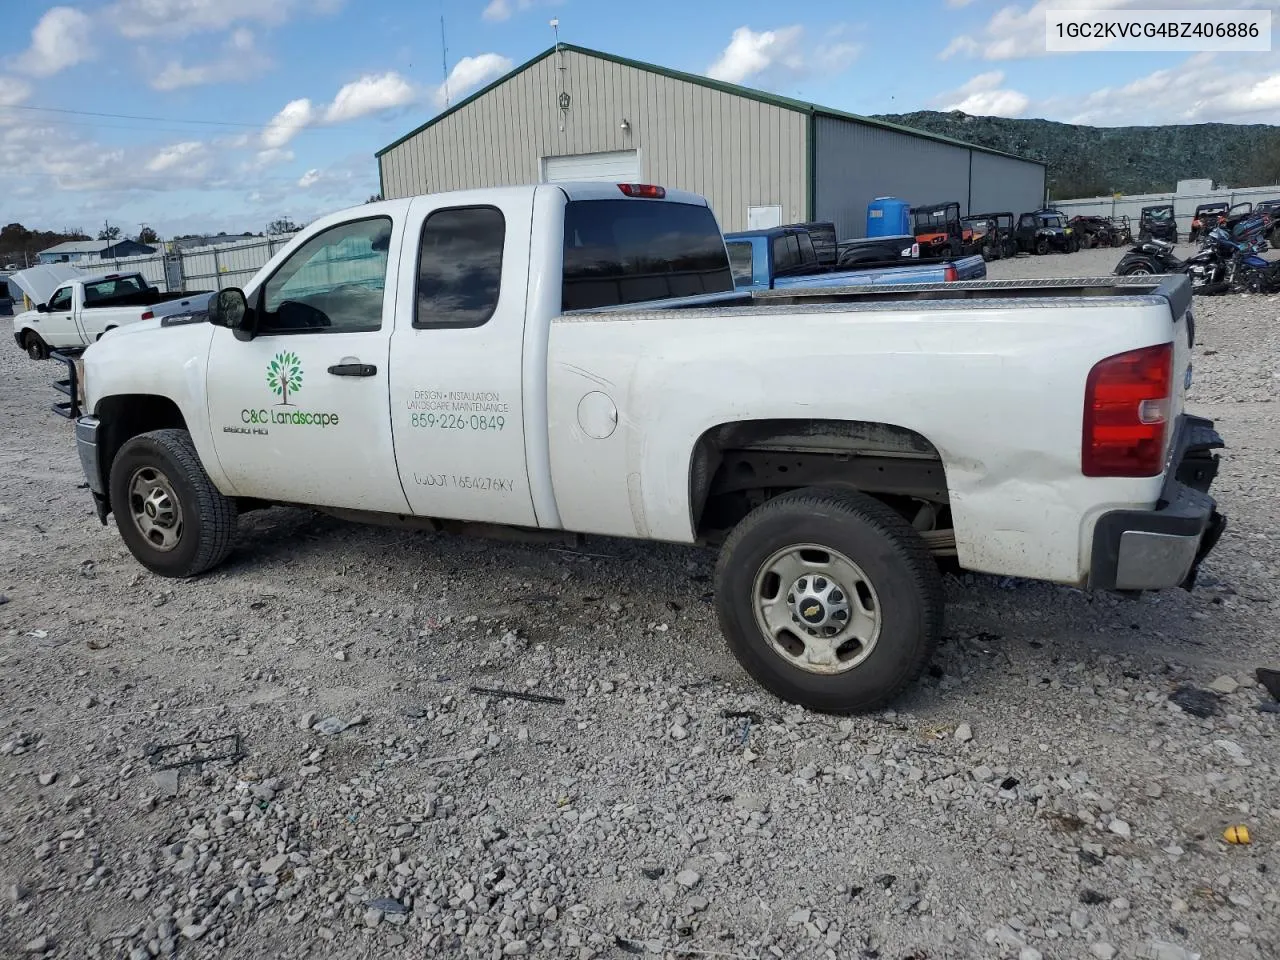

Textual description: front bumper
[75,416,110,525]
[1089,415,1226,591]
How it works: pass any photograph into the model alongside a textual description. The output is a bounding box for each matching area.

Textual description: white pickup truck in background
[13,271,212,360]
[57,182,1226,713]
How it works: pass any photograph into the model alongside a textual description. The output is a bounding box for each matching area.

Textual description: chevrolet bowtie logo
[803,604,821,618]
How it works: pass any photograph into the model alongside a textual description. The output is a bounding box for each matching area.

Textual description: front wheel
[108,429,238,578]
[714,488,944,714]
[23,332,49,361]
[1035,238,1050,255]
[1121,262,1155,276]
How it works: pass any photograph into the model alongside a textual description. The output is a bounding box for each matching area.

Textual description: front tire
[108,429,238,578]
[24,332,49,361]
[714,488,943,714]
[1035,238,1050,256]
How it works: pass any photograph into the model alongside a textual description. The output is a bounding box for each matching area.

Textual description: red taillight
[943,264,958,282]
[140,311,154,321]
[617,183,666,199]
[1082,342,1173,477]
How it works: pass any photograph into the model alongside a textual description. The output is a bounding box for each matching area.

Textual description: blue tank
[866,197,912,237]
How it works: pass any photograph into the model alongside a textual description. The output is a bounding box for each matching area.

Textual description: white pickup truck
[13,271,212,360]
[57,182,1226,713]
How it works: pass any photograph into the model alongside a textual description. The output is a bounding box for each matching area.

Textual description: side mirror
[36,303,48,313]
[208,287,254,340]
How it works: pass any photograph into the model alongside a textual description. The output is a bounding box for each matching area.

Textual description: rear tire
[23,332,49,361]
[714,488,944,714]
[108,429,238,578]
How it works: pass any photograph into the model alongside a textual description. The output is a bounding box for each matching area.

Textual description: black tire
[23,331,49,361]
[108,428,237,578]
[1035,238,1050,256]
[1080,233,1095,250]
[714,487,944,714]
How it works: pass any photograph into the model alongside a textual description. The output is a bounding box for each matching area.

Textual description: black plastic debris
[467,686,565,706]
[1169,684,1220,718]
[1256,667,1280,701]
[1000,777,1020,792]
[147,734,241,771]
[641,866,665,880]
[1079,889,1108,905]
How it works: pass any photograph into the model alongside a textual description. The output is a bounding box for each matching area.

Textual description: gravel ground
[1,248,1277,960]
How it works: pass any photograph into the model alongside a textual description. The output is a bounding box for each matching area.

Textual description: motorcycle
[1113,228,1240,294]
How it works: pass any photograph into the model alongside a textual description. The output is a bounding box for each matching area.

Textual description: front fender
[82,324,229,493]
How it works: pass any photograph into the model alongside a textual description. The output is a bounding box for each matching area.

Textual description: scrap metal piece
[467,685,566,705]
[147,733,242,770]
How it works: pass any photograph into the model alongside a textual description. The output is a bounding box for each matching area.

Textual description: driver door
[206,209,412,514]
[41,285,74,344]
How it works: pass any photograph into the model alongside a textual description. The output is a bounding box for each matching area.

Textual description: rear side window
[561,200,733,311]
[796,232,816,265]
[772,234,801,273]
[415,206,505,329]
[726,242,754,285]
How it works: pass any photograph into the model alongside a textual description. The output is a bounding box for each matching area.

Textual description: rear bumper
[1089,415,1226,591]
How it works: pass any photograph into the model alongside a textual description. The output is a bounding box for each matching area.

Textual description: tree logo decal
[266,351,303,406]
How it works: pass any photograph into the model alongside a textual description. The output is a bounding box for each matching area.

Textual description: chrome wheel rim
[1128,266,1153,275]
[751,544,882,675]
[128,466,184,552]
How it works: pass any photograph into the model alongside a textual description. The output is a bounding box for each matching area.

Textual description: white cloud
[105,0,345,39]
[434,53,512,108]
[482,0,513,20]
[146,141,206,172]
[707,25,860,86]
[261,98,315,149]
[938,70,1031,117]
[150,28,270,90]
[298,168,321,188]
[939,35,980,59]
[0,77,32,107]
[481,0,555,21]
[252,147,295,167]
[324,73,415,123]
[13,7,95,77]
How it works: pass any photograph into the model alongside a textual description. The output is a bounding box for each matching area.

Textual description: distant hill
[871,110,1280,200]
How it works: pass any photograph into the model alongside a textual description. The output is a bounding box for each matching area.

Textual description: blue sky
[3,0,1280,237]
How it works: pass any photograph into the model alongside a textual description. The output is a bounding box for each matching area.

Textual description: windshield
[1039,215,1065,229]
[1145,208,1173,222]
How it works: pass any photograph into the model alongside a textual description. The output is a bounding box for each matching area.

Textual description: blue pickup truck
[725,225,987,291]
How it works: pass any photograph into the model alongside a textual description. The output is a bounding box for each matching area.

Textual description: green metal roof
[375,43,1044,168]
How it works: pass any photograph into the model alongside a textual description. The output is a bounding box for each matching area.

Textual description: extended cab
[13,272,212,360]
[60,183,1226,714]
[725,225,985,291]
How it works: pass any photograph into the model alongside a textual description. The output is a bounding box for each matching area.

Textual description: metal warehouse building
[377,44,1046,237]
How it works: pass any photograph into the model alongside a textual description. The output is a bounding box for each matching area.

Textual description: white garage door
[542,150,641,183]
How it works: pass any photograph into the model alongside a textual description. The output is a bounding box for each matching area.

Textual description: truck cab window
[726,242,754,285]
[259,217,391,335]
[48,287,72,312]
[414,206,505,329]
[561,200,733,310]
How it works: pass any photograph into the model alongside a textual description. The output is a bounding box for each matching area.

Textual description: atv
[1138,204,1177,244]
[1015,209,1075,255]
[911,202,970,258]
[1188,201,1228,243]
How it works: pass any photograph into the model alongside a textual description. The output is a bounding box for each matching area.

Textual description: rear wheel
[1121,263,1154,276]
[23,332,49,361]
[714,488,943,714]
[108,429,238,578]
[1080,233,1095,249]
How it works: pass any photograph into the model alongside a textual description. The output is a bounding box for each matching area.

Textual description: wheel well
[689,419,953,550]
[93,395,189,495]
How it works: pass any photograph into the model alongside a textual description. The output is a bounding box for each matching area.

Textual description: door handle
[328,363,377,377]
